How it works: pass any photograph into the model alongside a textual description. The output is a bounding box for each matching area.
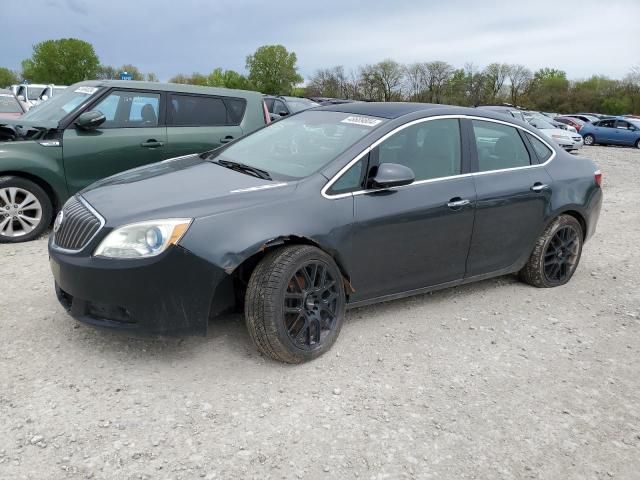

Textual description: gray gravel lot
[1,145,639,480]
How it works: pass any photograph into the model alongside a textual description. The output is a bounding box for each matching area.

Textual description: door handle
[141,139,164,148]
[447,198,471,209]
[220,135,234,144]
[531,182,549,192]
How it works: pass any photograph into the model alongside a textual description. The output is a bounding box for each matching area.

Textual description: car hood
[80,154,297,225]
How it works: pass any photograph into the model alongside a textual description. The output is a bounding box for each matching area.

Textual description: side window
[472,120,530,172]
[225,98,247,124]
[377,119,461,181]
[168,94,229,126]
[273,100,289,116]
[264,98,275,112]
[599,119,615,128]
[615,120,630,130]
[93,91,160,128]
[327,159,365,195]
[526,133,553,162]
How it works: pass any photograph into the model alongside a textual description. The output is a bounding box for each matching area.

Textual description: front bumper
[49,242,231,335]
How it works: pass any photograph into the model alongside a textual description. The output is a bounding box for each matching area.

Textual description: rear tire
[519,215,583,288]
[635,138,640,149]
[0,176,52,243]
[245,245,346,363]
[583,134,595,146]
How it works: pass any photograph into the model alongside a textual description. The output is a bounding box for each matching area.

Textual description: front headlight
[552,134,570,141]
[94,218,192,258]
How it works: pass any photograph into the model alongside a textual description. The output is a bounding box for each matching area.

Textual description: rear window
[168,94,245,126]
[526,133,553,162]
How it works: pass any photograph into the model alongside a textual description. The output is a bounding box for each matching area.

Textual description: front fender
[0,140,68,205]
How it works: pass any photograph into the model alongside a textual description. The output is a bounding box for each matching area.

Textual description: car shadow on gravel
[59,273,521,364]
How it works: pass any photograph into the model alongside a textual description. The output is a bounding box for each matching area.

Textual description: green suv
[0,80,269,242]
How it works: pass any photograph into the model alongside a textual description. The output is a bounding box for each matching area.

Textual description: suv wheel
[583,134,595,146]
[0,176,53,243]
[245,245,346,363]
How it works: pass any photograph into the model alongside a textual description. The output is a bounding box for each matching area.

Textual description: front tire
[583,134,595,146]
[0,176,52,243]
[635,138,640,149]
[519,215,584,288]
[245,245,346,363]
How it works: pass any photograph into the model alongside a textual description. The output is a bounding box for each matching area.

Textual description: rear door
[62,89,167,194]
[465,119,553,277]
[613,120,636,146]
[164,93,244,158]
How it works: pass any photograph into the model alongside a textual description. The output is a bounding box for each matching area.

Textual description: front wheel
[245,245,346,363]
[583,134,595,146]
[635,138,640,149]
[0,176,53,243]
[519,215,584,288]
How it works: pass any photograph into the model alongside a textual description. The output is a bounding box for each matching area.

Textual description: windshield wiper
[214,159,272,180]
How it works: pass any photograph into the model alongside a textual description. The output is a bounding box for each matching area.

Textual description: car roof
[72,80,263,99]
[316,102,454,119]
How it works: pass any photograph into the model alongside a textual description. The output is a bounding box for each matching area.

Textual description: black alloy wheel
[284,261,340,350]
[543,225,580,283]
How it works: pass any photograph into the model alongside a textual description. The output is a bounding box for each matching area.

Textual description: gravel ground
[1,145,639,480]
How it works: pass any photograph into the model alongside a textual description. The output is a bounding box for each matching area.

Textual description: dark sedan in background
[49,103,603,363]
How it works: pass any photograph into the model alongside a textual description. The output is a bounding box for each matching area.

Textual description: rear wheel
[245,245,346,363]
[635,138,640,149]
[583,134,595,146]
[0,176,52,243]
[519,215,583,288]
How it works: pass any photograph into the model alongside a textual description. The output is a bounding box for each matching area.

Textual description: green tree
[21,38,100,84]
[246,45,303,94]
[0,68,20,88]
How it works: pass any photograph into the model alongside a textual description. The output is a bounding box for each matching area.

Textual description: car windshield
[211,110,385,179]
[530,118,555,129]
[0,93,22,113]
[286,99,320,113]
[21,85,102,124]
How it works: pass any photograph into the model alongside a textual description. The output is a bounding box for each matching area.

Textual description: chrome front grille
[53,197,103,251]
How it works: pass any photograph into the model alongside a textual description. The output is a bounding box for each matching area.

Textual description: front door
[62,89,168,195]
[348,118,476,301]
[465,119,553,276]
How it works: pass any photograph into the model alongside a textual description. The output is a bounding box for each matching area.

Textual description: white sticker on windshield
[74,86,98,95]
[0,93,13,97]
[341,115,382,127]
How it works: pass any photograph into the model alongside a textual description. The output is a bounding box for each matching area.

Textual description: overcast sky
[2,0,638,82]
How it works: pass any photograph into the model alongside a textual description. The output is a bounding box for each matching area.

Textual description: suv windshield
[21,85,102,124]
[211,110,385,179]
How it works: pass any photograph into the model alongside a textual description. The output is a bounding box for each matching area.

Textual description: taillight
[262,101,271,125]
[594,170,602,187]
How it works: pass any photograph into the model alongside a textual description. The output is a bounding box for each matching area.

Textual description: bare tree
[404,62,426,101]
[373,59,404,101]
[507,64,533,106]
[424,61,454,103]
[483,63,511,101]
[464,63,485,106]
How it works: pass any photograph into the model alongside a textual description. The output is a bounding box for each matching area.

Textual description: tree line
[1,38,638,115]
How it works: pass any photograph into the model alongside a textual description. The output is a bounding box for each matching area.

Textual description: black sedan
[49,103,603,363]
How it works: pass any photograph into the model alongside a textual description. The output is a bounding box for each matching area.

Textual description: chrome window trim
[321,114,557,200]
[51,195,106,254]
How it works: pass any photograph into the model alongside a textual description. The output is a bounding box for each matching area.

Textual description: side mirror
[277,111,289,116]
[370,163,415,189]
[75,110,106,130]
[40,95,49,101]
[269,113,281,122]
[17,95,26,102]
